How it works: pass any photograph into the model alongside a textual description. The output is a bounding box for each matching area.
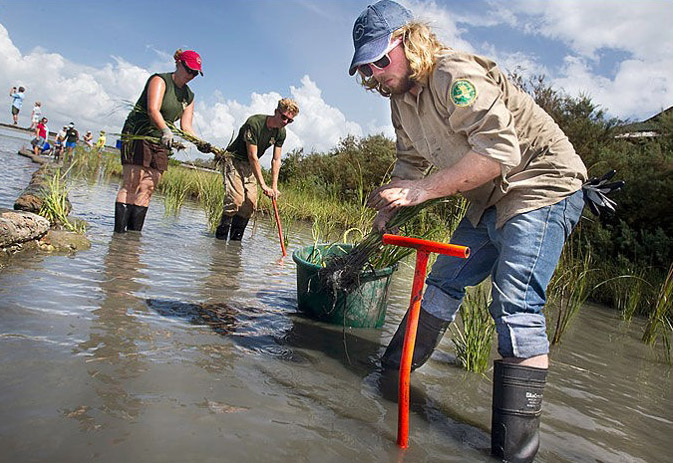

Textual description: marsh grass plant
[159,167,194,215]
[450,282,495,373]
[545,239,593,345]
[643,263,673,363]
[39,166,86,233]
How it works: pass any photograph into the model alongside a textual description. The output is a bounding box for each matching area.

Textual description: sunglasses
[279,112,294,124]
[181,61,199,77]
[357,38,402,78]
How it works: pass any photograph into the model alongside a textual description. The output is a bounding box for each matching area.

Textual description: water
[1,127,671,462]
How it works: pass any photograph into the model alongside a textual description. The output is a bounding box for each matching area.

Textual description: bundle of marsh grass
[165,122,231,161]
[118,101,230,161]
[317,199,441,294]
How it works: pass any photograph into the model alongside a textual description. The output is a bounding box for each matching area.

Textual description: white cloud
[553,55,673,120]
[192,75,364,167]
[504,0,673,119]
[508,0,672,61]
[403,0,475,52]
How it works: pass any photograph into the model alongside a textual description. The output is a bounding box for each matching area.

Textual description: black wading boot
[114,202,130,233]
[127,205,148,232]
[381,307,451,371]
[229,215,249,241]
[215,214,232,240]
[491,359,547,463]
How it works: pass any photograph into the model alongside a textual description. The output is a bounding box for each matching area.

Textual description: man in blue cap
[349,1,596,461]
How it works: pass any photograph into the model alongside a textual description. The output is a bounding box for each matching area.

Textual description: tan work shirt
[390,51,587,228]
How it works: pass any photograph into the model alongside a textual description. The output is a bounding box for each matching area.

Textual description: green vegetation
[450,283,495,373]
[39,167,86,233]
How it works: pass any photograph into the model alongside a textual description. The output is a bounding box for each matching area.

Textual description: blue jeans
[421,190,584,359]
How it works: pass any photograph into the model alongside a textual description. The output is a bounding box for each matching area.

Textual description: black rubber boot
[381,307,451,371]
[229,215,249,241]
[127,205,148,232]
[114,202,130,233]
[491,360,547,463]
[215,214,233,240]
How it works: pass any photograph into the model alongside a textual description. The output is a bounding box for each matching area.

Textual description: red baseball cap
[180,50,203,76]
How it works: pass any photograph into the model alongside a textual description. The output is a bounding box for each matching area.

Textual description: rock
[38,229,91,252]
[14,163,71,214]
[0,208,50,248]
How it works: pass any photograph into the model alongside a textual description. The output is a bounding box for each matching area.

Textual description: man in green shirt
[215,98,299,241]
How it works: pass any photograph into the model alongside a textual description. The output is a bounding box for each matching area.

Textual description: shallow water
[1,127,671,463]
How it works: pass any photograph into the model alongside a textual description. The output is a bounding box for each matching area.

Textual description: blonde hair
[359,21,448,97]
[173,49,184,63]
[278,98,299,116]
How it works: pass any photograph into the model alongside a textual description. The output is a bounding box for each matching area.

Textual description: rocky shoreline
[1,149,91,266]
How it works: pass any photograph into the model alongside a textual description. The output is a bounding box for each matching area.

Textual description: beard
[380,73,414,95]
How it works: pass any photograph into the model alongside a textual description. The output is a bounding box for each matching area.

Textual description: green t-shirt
[227,114,286,160]
[122,72,194,138]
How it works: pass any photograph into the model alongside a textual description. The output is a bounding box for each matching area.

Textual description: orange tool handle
[382,234,470,259]
[382,234,470,449]
[396,249,429,448]
[272,197,287,257]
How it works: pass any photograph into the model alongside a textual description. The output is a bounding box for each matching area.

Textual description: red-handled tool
[381,234,470,449]
[272,197,287,257]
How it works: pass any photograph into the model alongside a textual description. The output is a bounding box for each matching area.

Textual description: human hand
[197,142,211,153]
[367,179,427,212]
[262,185,274,198]
[372,209,398,233]
[160,127,173,148]
[272,188,281,199]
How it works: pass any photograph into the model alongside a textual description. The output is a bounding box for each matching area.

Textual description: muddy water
[1,128,671,463]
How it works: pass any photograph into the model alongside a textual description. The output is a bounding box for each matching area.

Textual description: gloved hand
[160,127,173,148]
[582,169,625,216]
[197,142,212,153]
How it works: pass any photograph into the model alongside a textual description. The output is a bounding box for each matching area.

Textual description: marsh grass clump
[643,263,673,363]
[546,241,593,345]
[316,197,467,294]
[450,282,495,373]
[160,167,194,215]
[39,167,85,233]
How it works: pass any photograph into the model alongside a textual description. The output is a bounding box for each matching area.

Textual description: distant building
[616,106,672,139]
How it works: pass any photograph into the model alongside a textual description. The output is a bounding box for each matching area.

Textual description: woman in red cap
[114,48,210,233]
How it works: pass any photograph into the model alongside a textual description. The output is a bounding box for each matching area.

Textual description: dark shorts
[121,138,169,173]
[11,106,20,115]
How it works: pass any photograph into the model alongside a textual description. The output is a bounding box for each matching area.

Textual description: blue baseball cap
[348,0,412,76]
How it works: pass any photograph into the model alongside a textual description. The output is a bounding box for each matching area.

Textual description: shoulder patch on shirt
[450,80,477,107]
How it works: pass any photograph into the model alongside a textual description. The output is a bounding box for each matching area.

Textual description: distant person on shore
[31,117,49,156]
[114,49,209,233]
[64,122,79,157]
[94,130,107,152]
[54,125,67,160]
[9,86,25,125]
[29,101,42,130]
[214,98,299,241]
[83,130,94,148]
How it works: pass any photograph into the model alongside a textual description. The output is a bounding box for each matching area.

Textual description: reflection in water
[75,234,149,424]
[277,316,492,455]
[146,299,249,335]
[200,240,244,302]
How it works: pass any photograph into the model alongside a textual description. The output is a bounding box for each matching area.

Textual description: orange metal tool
[272,197,287,257]
[381,234,470,449]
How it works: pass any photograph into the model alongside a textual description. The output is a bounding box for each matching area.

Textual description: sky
[1,0,672,166]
